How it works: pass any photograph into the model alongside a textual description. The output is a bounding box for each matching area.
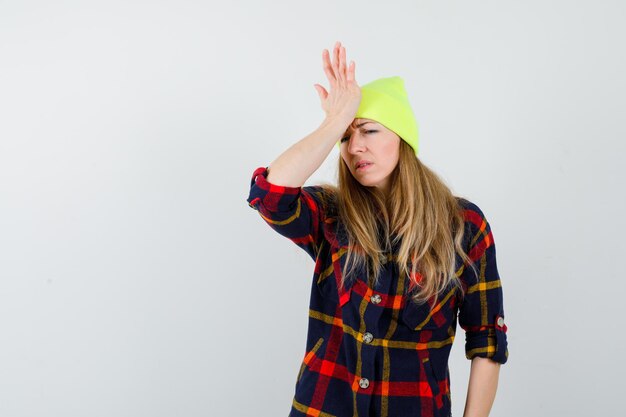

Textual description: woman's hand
[314,41,361,124]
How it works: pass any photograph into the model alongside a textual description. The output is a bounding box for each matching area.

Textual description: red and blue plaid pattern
[247,166,508,417]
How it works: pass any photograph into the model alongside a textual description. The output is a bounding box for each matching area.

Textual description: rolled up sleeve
[458,201,509,364]
[246,166,326,261]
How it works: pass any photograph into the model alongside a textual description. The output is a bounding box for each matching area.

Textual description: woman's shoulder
[455,195,487,220]
[454,196,497,247]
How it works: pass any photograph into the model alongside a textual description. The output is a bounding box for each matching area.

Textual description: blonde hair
[318,120,478,308]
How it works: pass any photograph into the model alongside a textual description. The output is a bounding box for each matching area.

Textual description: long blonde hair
[319,123,478,308]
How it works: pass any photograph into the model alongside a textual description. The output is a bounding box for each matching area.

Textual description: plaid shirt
[246,166,508,417]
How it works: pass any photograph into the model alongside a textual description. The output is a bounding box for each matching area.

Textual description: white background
[1,1,625,416]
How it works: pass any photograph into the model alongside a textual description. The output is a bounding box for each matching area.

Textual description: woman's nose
[348,135,366,153]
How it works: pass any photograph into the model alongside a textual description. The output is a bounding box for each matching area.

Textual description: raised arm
[266,116,350,188]
[265,41,361,187]
[246,42,361,259]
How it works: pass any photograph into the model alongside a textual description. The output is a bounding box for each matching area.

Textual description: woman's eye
[341,130,376,143]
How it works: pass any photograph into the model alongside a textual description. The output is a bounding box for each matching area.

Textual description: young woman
[246,41,508,417]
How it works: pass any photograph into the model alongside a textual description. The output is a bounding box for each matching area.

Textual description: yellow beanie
[336,76,419,154]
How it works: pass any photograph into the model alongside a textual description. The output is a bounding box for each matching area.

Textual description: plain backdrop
[1,1,625,416]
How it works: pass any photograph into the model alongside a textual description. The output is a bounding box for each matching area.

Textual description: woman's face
[339,118,401,196]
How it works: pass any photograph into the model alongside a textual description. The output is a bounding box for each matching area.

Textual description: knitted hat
[336,76,419,154]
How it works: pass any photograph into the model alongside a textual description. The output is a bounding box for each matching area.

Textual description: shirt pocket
[400,288,457,331]
[315,260,355,307]
[296,337,325,384]
[421,357,441,398]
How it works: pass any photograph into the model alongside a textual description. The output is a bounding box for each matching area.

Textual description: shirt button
[363,332,373,344]
[359,377,370,389]
[370,294,382,304]
[496,317,505,327]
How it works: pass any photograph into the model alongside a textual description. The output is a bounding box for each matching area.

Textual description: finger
[322,49,336,85]
[314,84,328,100]
[338,46,346,82]
[332,42,341,80]
[346,60,355,82]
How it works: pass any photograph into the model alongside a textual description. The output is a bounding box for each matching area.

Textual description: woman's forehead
[344,119,378,135]
[350,118,378,128]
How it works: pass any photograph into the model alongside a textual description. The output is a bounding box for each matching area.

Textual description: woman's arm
[462,357,501,417]
[266,42,360,187]
[265,116,349,187]
[457,201,509,416]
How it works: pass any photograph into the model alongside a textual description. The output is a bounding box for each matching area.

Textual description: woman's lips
[356,163,373,171]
